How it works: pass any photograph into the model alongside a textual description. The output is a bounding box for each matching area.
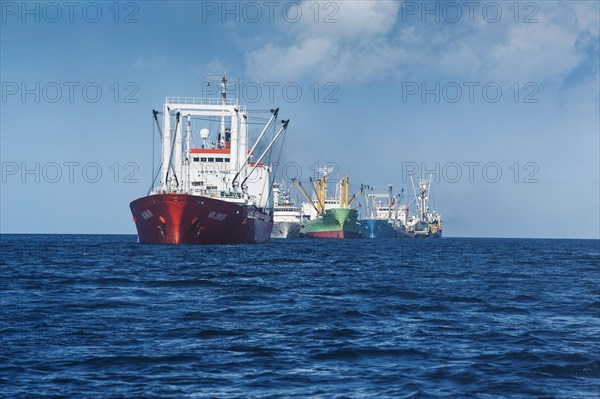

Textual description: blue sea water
[1,235,598,398]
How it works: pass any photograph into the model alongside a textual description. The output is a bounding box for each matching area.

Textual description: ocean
[1,235,598,398]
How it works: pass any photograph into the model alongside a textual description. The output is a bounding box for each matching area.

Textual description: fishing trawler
[130,73,290,244]
[294,168,362,239]
[405,176,442,238]
[270,182,303,238]
[360,185,408,238]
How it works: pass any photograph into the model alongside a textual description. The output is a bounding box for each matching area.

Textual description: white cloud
[246,38,336,81]
[289,0,399,40]
[245,1,401,82]
[245,1,599,86]
[488,22,580,83]
[571,1,600,37]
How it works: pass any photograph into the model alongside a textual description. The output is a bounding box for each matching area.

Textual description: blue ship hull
[360,219,398,239]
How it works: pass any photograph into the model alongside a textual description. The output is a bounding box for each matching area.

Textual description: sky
[1,0,599,238]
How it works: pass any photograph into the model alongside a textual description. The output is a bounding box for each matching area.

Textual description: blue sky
[1,1,598,238]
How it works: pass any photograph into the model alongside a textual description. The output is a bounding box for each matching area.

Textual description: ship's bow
[130,194,272,244]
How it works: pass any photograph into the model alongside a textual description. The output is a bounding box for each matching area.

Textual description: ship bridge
[156,92,284,209]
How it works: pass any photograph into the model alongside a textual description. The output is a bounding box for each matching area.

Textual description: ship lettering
[208,211,227,221]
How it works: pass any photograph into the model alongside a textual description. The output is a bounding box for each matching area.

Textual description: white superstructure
[151,73,289,209]
[362,185,409,234]
[405,175,442,236]
[272,182,303,224]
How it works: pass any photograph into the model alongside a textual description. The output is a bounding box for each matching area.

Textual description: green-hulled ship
[294,171,362,239]
[300,207,360,238]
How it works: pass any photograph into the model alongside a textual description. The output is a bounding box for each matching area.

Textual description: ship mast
[206,69,240,149]
[388,184,393,221]
[411,175,430,222]
[219,74,225,147]
[339,176,351,208]
[186,115,192,192]
[339,178,345,208]
[320,167,329,212]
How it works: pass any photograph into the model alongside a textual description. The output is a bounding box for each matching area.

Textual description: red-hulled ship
[130,74,289,244]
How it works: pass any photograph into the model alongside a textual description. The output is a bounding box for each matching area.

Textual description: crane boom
[293,179,319,213]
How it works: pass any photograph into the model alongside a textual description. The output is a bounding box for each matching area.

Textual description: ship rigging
[130,73,291,244]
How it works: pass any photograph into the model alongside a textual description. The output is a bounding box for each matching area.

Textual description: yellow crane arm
[309,178,321,213]
[293,179,319,213]
[320,176,327,213]
[345,176,350,207]
[348,187,363,207]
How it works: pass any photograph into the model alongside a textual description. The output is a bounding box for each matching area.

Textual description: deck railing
[165,97,239,106]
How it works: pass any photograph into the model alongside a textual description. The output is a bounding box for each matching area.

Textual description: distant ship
[270,182,303,238]
[404,176,443,238]
[360,185,408,238]
[130,73,290,244]
[295,169,362,239]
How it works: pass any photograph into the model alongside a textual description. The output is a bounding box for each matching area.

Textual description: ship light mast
[388,184,393,221]
[219,76,226,147]
[206,70,239,149]
[411,175,431,222]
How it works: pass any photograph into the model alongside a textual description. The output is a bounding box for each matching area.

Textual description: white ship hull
[271,221,302,239]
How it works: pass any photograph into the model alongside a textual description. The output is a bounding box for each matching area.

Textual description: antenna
[206,68,241,148]
[206,68,241,103]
